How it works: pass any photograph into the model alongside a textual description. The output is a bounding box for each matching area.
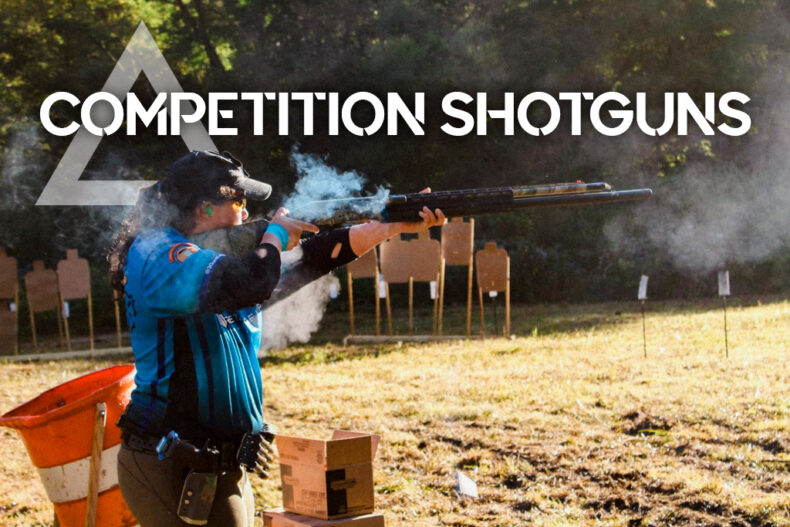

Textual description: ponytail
[107,183,197,293]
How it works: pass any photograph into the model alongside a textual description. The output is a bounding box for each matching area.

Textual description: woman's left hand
[396,188,447,233]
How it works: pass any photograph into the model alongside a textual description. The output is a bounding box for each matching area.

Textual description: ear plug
[205,204,213,217]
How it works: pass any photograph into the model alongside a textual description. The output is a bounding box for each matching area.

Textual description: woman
[109,150,444,526]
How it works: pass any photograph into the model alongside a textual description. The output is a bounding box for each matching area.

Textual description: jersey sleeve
[139,234,225,317]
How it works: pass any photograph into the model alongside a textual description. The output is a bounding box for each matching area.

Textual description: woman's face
[212,198,249,227]
[190,198,248,234]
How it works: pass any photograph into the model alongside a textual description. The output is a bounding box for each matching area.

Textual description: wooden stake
[113,293,122,348]
[505,279,511,337]
[432,271,440,336]
[87,289,94,351]
[60,292,72,352]
[438,259,446,336]
[478,287,486,336]
[408,277,414,336]
[85,402,106,527]
[55,299,65,351]
[14,286,19,355]
[466,253,473,337]
[347,270,355,335]
[493,293,499,334]
[374,268,381,336]
[385,282,393,336]
[428,273,441,336]
[29,310,38,352]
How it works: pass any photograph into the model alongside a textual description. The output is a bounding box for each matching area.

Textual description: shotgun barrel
[192,181,651,257]
[190,181,652,306]
[298,182,651,226]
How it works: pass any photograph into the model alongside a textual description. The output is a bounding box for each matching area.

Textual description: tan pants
[117,444,255,527]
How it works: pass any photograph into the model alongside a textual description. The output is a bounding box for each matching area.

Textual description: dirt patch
[585,494,649,513]
[622,410,676,436]
[502,473,526,489]
[756,438,789,455]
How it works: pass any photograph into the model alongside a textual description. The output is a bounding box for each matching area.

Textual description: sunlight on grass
[1,299,788,525]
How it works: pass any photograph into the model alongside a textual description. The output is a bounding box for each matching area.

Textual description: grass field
[1,298,789,526]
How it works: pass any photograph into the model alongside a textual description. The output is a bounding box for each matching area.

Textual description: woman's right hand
[262,207,319,251]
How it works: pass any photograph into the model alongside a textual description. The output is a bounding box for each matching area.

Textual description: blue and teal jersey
[123,227,264,441]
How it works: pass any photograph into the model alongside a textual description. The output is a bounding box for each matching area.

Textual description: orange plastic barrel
[0,364,137,527]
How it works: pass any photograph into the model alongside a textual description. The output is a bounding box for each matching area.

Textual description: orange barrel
[0,364,137,527]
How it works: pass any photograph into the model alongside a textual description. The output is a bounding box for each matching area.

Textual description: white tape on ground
[36,444,121,503]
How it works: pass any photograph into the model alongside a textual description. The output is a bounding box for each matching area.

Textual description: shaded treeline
[2,0,790,307]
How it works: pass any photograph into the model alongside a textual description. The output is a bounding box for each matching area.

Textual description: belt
[123,432,238,472]
[123,432,161,454]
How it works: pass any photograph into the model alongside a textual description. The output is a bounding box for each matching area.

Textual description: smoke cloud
[604,133,790,273]
[283,149,390,223]
[259,149,385,351]
[260,262,340,351]
[1,122,44,211]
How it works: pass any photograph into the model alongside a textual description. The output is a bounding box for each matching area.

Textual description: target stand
[0,248,19,355]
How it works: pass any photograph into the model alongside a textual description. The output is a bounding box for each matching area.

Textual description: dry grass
[1,298,789,526]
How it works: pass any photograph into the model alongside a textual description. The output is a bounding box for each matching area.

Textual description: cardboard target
[380,232,444,335]
[346,248,381,336]
[347,247,378,278]
[0,301,17,355]
[0,249,19,355]
[441,218,474,265]
[57,249,95,351]
[476,242,509,293]
[407,231,442,283]
[440,218,475,336]
[0,248,18,299]
[379,235,414,284]
[475,242,510,336]
[24,260,65,351]
[24,261,60,312]
[57,249,91,300]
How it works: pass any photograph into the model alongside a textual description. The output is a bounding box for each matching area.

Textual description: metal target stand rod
[718,270,731,359]
[723,296,729,359]
[641,300,647,359]
[637,275,649,359]
[492,293,499,335]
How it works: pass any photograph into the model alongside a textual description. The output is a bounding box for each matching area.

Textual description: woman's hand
[347,188,447,257]
[395,188,447,234]
[262,207,319,251]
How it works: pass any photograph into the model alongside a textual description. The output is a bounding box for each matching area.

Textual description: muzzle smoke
[604,137,790,273]
[260,248,341,351]
[260,149,383,351]
[283,149,390,222]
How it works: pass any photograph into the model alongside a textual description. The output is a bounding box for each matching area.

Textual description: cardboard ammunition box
[276,430,380,520]
[263,509,385,527]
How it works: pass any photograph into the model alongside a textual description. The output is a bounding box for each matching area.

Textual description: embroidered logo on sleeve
[168,242,199,263]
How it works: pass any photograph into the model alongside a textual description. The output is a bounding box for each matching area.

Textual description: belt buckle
[156,430,180,460]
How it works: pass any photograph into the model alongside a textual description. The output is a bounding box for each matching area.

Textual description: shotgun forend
[295,181,652,226]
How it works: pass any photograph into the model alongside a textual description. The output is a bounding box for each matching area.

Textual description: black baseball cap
[160,150,272,206]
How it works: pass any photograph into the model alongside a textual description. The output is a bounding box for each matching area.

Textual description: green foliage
[1,0,789,303]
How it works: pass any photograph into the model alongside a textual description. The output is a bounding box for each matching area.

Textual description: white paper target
[718,271,730,296]
[638,275,649,300]
[378,278,387,299]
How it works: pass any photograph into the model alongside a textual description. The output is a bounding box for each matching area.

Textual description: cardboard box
[276,430,380,520]
[263,509,385,527]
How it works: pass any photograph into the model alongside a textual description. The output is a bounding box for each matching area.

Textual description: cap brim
[237,177,272,200]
